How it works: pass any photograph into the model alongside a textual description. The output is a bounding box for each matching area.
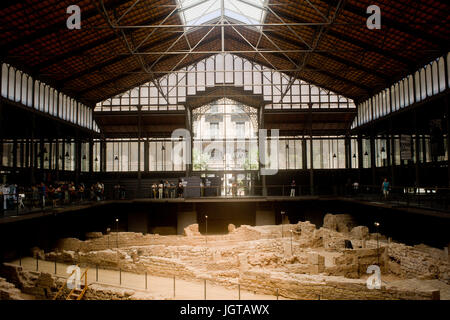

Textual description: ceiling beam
[263,30,390,82]
[269,6,417,69]
[33,12,172,72]
[60,32,183,85]
[1,0,131,55]
[320,0,449,51]
[78,50,216,98]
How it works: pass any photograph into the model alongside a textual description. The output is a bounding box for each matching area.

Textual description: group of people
[113,183,126,200]
[0,181,106,213]
[151,180,184,199]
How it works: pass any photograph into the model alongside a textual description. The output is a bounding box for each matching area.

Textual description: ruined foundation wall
[238,270,439,300]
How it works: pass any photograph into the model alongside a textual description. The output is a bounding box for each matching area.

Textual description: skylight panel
[178,0,267,28]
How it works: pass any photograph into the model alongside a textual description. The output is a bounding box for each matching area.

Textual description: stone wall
[0,263,55,299]
[0,263,166,300]
[238,269,439,300]
[0,277,24,300]
[387,243,450,283]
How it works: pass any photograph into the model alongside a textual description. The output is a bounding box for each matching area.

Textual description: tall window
[210,122,219,140]
[236,122,245,138]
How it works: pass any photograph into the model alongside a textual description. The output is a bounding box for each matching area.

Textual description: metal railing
[0,190,106,217]
[345,184,450,212]
[12,256,289,300]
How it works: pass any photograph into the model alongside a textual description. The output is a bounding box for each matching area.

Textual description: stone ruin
[0,213,449,300]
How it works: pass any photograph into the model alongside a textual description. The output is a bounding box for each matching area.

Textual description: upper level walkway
[1,188,449,225]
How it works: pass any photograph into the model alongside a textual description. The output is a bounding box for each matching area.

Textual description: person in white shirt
[158,181,163,199]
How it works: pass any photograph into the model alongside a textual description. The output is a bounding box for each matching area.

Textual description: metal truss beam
[269,5,417,68]
[1,0,131,55]
[77,50,215,98]
[33,11,172,72]
[94,0,170,101]
[320,0,449,51]
[280,0,346,101]
[262,30,390,81]
[60,32,183,85]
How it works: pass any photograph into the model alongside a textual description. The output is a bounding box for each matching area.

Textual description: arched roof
[1,0,448,106]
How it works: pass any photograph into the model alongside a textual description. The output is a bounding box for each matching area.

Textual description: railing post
[173,276,176,297]
[238,284,240,300]
[96,265,98,282]
[204,279,206,300]
[145,272,147,290]
[119,268,122,285]
[36,256,38,271]
[54,257,57,274]
[276,288,279,300]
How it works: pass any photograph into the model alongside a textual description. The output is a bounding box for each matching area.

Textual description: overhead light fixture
[82,155,86,160]
[94,157,98,162]
[381,147,385,153]
[364,151,368,156]
[333,154,337,158]
[161,145,166,151]
[353,154,357,158]
[65,152,70,158]
[114,155,119,161]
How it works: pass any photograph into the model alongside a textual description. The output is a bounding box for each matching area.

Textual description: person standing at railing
[164,180,170,198]
[39,182,46,209]
[381,178,390,200]
[290,179,296,197]
[177,179,184,198]
[0,184,6,214]
[170,182,176,198]
[352,181,359,195]
[158,180,164,199]
[151,183,157,199]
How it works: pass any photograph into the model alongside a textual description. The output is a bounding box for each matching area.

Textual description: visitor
[170,181,176,198]
[232,182,237,197]
[151,183,157,199]
[79,183,85,202]
[177,180,184,198]
[39,182,46,209]
[164,180,170,198]
[113,183,120,200]
[200,180,204,197]
[158,180,164,199]
[290,179,296,197]
[381,178,390,200]
[352,181,359,195]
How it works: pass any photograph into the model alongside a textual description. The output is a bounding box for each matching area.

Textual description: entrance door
[222,172,254,196]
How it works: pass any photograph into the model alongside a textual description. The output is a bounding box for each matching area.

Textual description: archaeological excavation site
[0,213,449,300]
[1,0,450,311]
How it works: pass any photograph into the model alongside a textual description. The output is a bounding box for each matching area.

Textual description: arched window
[21,74,28,105]
[8,66,15,100]
[1,63,8,98]
[15,70,21,102]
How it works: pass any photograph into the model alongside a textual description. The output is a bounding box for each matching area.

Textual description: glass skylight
[178,0,267,28]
